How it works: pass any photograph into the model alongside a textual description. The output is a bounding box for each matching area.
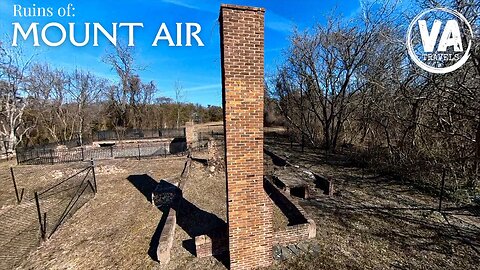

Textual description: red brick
[220,4,272,270]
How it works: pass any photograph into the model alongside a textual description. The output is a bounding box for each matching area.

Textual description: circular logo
[406,7,473,74]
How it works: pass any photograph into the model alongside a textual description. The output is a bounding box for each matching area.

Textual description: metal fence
[94,128,185,141]
[198,130,224,141]
[18,128,186,151]
[34,162,97,240]
[16,141,188,165]
[194,131,224,151]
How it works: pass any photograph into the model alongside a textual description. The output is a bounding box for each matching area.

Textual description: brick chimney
[219,4,272,270]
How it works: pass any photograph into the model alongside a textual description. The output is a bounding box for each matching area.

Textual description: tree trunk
[473,118,480,190]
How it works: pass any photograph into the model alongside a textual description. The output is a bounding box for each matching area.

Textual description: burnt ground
[0,134,478,269]
[265,135,480,270]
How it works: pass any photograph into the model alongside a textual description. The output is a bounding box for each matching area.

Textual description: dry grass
[265,138,480,270]
[3,158,184,270]
[0,151,288,270]
[167,160,228,270]
[2,136,478,270]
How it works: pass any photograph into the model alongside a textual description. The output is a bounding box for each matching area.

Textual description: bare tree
[273,0,479,198]
[68,70,108,145]
[174,80,184,129]
[419,0,480,192]
[0,42,34,152]
[103,42,156,129]
[26,63,71,142]
[275,2,396,150]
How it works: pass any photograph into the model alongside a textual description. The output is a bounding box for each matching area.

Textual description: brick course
[220,4,273,270]
[265,180,317,246]
[195,234,228,258]
[157,208,176,264]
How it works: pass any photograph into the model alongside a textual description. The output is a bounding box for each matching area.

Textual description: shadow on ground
[127,174,229,267]
[263,133,480,269]
[127,174,157,203]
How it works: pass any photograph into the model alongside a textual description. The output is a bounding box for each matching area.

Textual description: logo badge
[406,8,473,74]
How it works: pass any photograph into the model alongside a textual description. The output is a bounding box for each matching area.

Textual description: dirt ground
[1,158,187,270]
[265,137,480,270]
[1,134,479,269]
[0,153,234,270]
[167,155,288,270]
[0,159,98,270]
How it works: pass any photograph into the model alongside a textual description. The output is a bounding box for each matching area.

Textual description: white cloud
[161,0,215,13]
[185,83,221,93]
[265,10,295,34]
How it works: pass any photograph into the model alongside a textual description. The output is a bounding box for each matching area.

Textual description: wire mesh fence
[0,161,98,268]
[34,162,97,240]
[16,141,188,165]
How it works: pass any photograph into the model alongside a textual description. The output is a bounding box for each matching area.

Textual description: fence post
[438,168,446,212]
[91,159,97,193]
[43,212,47,239]
[50,149,54,165]
[10,167,22,204]
[34,192,46,240]
[110,146,113,158]
[164,143,167,158]
[137,144,141,160]
[81,147,84,161]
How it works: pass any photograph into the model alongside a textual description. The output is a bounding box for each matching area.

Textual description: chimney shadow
[175,196,229,267]
[127,174,158,203]
[148,208,170,261]
[127,176,228,267]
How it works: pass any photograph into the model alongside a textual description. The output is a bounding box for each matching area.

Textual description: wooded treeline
[271,0,479,198]
[0,43,222,150]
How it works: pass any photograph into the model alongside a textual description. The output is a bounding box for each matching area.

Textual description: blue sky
[0,0,406,106]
